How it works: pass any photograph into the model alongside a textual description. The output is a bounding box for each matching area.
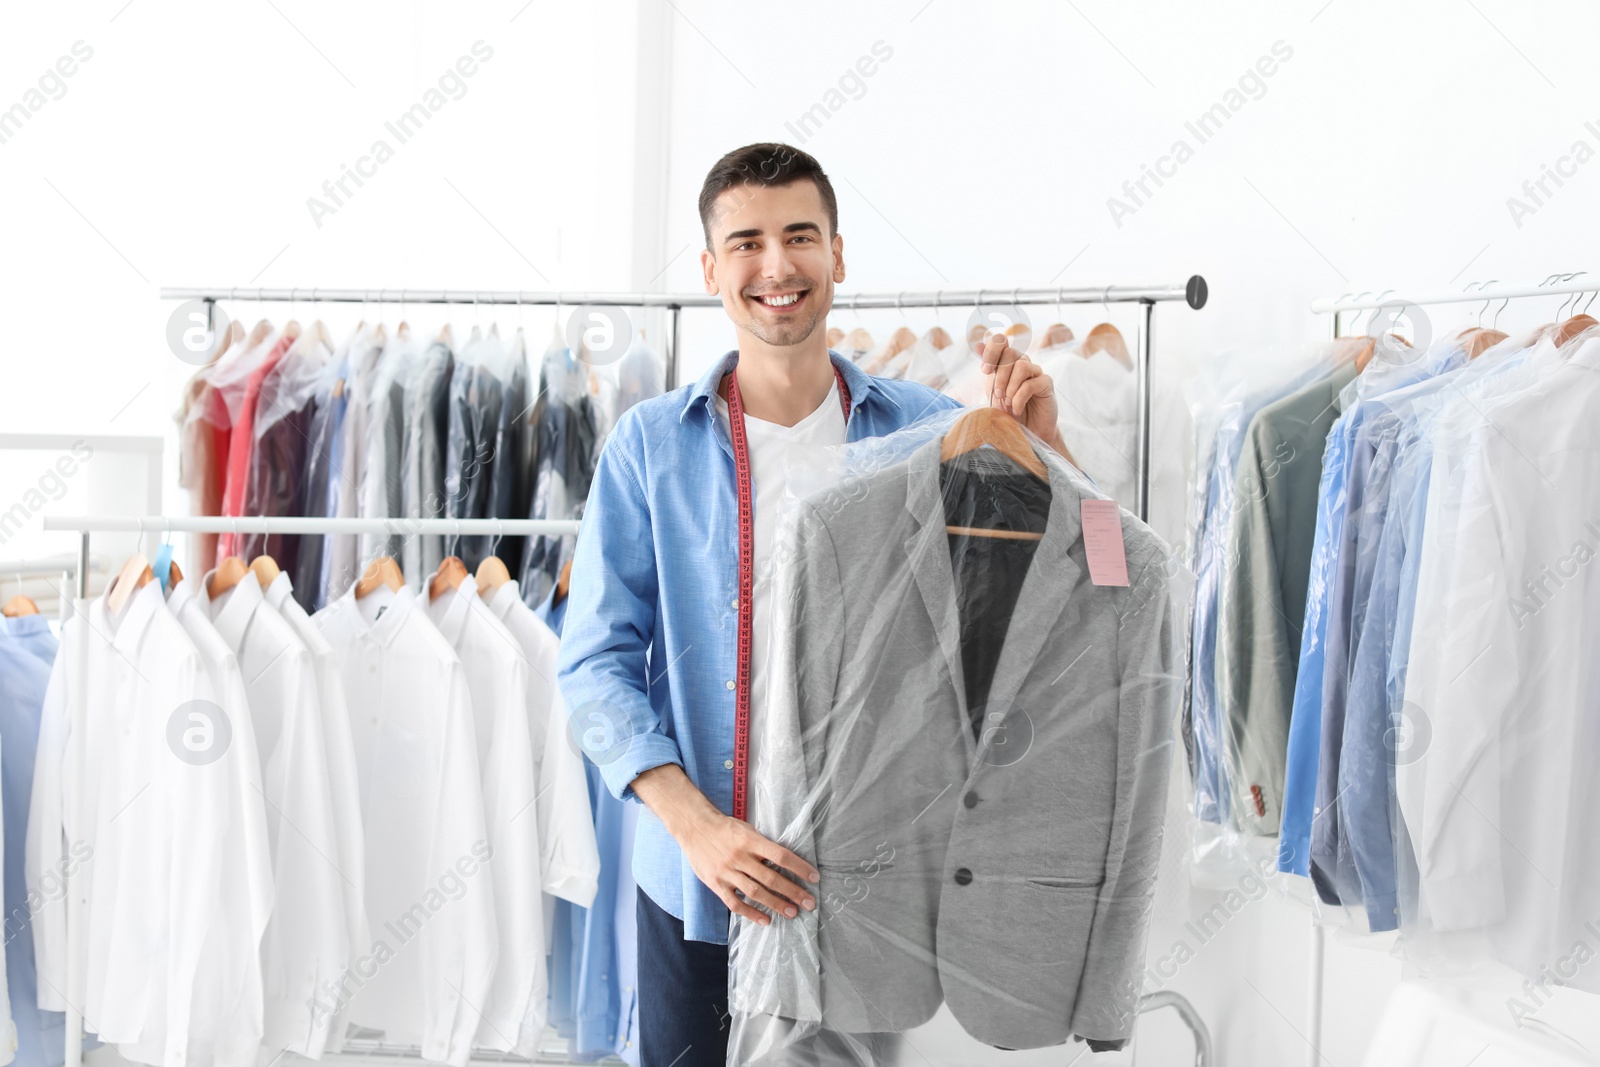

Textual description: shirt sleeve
[25,625,72,1011]
[421,663,500,1067]
[471,650,547,1054]
[554,416,683,802]
[261,646,350,1055]
[534,667,601,908]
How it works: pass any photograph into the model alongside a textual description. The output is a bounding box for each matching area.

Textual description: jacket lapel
[902,439,974,762]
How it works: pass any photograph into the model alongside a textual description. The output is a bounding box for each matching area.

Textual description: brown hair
[698,142,838,249]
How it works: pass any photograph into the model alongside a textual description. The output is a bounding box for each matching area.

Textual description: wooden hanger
[865,327,918,373]
[356,556,405,599]
[429,556,469,601]
[249,555,280,587]
[1347,336,1377,374]
[246,319,274,348]
[939,410,1047,540]
[843,326,875,353]
[3,595,40,617]
[924,325,953,350]
[1467,328,1508,359]
[1554,314,1598,346]
[826,326,845,348]
[207,556,249,598]
[475,555,512,601]
[437,322,455,347]
[553,558,574,607]
[1003,322,1032,355]
[107,552,154,615]
[1083,323,1133,370]
[167,559,185,587]
[1039,323,1075,348]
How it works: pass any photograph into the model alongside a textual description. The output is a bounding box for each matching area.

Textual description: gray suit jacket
[734,431,1178,1051]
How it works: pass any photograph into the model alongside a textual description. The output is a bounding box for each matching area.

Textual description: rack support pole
[1135,299,1155,522]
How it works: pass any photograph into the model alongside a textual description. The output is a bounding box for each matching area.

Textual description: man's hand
[631,764,818,926]
[978,331,1076,465]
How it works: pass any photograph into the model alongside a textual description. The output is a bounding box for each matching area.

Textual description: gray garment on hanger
[1217,359,1357,837]
[403,340,455,579]
[738,435,1179,1050]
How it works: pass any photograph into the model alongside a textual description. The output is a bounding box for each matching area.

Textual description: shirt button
[953,868,973,886]
[725,679,735,690]
[963,791,979,809]
[724,759,734,770]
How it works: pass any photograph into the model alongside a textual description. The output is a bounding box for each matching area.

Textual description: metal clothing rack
[39,515,583,1067]
[160,279,1209,521]
[1302,274,1600,1067]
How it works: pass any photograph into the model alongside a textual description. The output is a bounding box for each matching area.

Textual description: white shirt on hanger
[313,583,496,1067]
[482,578,601,909]
[195,570,350,1057]
[261,569,371,1052]
[28,579,271,1067]
[424,571,546,1054]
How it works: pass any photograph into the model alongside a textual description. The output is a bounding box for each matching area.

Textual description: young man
[555,143,1074,1067]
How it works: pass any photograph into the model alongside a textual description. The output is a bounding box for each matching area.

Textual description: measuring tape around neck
[725,363,852,821]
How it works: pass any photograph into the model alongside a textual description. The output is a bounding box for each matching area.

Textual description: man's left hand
[978,331,1073,461]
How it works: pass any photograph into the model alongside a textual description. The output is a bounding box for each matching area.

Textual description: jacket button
[953,868,972,885]
[963,791,979,809]
[723,759,734,770]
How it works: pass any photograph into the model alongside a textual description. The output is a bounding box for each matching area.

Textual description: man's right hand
[631,764,819,926]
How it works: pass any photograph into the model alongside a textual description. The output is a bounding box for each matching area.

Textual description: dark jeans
[637,889,731,1067]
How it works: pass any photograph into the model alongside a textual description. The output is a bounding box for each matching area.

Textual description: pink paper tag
[1080,499,1130,586]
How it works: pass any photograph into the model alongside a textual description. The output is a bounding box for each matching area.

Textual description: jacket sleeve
[1218,413,1295,836]
[1070,537,1179,1044]
[554,414,683,802]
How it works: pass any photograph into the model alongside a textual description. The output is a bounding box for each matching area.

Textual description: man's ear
[701,246,719,294]
[832,232,846,284]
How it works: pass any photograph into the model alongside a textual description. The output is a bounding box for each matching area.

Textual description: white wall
[7,1,1600,1064]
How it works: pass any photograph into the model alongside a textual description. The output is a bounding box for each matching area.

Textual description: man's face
[701,180,844,349]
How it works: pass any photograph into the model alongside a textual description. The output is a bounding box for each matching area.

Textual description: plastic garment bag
[521,334,599,606]
[727,408,1190,1063]
[444,327,508,570]
[484,330,533,576]
[1179,343,1334,881]
[401,337,456,581]
[359,330,426,564]
[241,326,332,575]
[1376,327,1600,987]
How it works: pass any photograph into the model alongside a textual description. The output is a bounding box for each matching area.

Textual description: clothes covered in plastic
[727,407,1187,1063]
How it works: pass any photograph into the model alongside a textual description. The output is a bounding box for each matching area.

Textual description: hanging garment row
[25,541,608,1067]
[175,317,665,616]
[1185,301,1600,987]
[828,314,1146,509]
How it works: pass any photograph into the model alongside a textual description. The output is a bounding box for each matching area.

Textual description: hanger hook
[1581,288,1598,316]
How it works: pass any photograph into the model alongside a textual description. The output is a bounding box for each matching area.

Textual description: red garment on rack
[218,334,292,561]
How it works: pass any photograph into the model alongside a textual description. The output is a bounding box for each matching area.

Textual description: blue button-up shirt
[1,616,70,1066]
[555,349,962,944]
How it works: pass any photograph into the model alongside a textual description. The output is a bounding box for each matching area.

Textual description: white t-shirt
[716,379,848,742]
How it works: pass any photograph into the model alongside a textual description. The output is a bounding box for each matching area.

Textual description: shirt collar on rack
[348,582,415,646]
[262,571,294,611]
[165,576,195,616]
[426,571,480,646]
[99,579,164,660]
[486,578,523,621]
[678,349,884,423]
[199,568,264,650]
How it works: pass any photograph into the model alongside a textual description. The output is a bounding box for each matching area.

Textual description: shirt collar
[199,569,264,650]
[486,578,523,622]
[97,578,164,659]
[0,614,52,640]
[165,576,196,616]
[678,349,887,424]
[263,571,294,611]
[342,582,416,646]
[426,571,480,646]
